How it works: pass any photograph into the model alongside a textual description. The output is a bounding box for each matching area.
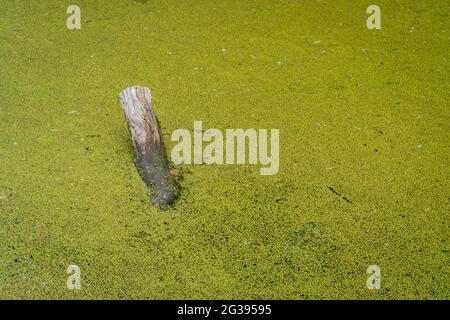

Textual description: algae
[0,0,448,299]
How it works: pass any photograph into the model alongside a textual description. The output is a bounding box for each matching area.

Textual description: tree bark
[119,86,178,209]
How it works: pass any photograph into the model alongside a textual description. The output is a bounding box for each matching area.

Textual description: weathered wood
[119,86,178,209]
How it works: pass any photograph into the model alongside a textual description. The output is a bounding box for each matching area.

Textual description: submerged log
[119,86,178,209]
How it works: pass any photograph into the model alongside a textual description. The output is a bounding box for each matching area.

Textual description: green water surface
[0,0,448,299]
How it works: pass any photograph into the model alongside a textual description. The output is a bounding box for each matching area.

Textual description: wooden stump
[119,86,178,209]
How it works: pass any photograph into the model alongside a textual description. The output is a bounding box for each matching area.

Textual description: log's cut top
[119,86,162,148]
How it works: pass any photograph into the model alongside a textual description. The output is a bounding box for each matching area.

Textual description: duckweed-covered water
[0,0,448,299]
